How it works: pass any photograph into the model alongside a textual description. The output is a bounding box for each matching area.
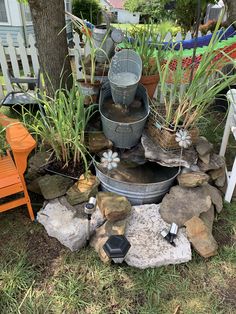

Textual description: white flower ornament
[175,129,192,149]
[101,150,120,170]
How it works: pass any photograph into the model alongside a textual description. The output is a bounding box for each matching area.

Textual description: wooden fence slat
[175,31,182,41]
[0,38,12,92]
[7,33,20,77]
[17,33,30,76]
[74,33,83,80]
[185,31,192,40]
[164,32,172,42]
[28,34,39,75]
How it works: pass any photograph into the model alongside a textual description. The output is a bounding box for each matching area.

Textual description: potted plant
[22,82,97,179]
[69,13,110,105]
[148,22,236,150]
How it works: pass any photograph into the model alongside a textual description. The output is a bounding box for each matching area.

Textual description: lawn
[0,109,236,313]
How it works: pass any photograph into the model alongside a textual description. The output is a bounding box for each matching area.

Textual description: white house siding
[113,9,140,24]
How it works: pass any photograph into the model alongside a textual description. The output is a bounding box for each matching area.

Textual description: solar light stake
[84,197,97,244]
[169,223,178,245]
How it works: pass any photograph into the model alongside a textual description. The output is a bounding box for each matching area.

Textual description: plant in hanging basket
[22,82,97,177]
[148,20,236,150]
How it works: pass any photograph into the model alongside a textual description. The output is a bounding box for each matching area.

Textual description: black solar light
[161,222,179,247]
[84,196,97,244]
[103,235,131,264]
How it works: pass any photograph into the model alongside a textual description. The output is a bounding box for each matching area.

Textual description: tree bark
[28,0,72,96]
[223,0,236,26]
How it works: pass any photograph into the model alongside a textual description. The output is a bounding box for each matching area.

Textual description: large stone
[66,173,100,205]
[96,192,131,221]
[198,153,210,165]
[27,177,43,195]
[141,133,198,168]
[208,167,226,188]
[199,205,215,233]
[185,216,218,258]
[124,204,192,269]
[38,174,74,200]
[177,171,209,188]
[26,151,51,181]
[37,197,105,251]
[160,185,212,226]
[198,154,225,172]
[196,137,213,156]
[90,219,127,263]
[202,184,223,213]
[88,132,113,153]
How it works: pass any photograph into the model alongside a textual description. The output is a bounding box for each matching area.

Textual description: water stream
[110,72,138,86]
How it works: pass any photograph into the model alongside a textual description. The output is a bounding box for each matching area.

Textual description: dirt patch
[217,278,236,309]
[26,229,64,280]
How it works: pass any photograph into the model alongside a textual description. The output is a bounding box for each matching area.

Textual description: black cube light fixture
[103,235,131,264]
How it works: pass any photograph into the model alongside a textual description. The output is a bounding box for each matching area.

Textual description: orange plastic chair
[0,113,36,221]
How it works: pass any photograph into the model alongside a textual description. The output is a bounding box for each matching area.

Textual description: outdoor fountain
[95,49,180,205]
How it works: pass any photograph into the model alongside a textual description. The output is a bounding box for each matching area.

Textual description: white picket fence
[0,29,213,100]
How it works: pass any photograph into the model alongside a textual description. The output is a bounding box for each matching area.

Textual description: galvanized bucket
[108,49,142,105]
[99,82,149,148]
[92,25,114,63]
[95,163,180,205]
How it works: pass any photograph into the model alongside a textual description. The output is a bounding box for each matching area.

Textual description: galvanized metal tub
[92,25,114,63]
[99,82,149,148]
[95,163,180,205]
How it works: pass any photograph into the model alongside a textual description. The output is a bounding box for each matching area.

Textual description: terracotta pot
[140,74,159,99]
[78,80,100,105]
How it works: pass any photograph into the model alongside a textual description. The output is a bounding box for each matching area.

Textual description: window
[0,0,8,23]
[23,4,32,23]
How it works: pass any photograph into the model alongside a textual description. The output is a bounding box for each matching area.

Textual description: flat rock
[198,153,210,164]
[199,205,215,233]
[198,154,225,172]
[160,185,212,226]
[97,192,131,221]
[66,173,99,205]
[208,167,226,188]
[185,216,218,258]
[177,171,209,188]
[202,184,223,213]
[141,133,198,168]
[196,137,213,156]
[88,132,113,153]
[124,204,192,269]
[37,197,105,251]
[25,151,51,181]
[38,174,74,200]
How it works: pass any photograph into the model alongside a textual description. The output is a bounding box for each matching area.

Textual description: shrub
[72,0,102,25]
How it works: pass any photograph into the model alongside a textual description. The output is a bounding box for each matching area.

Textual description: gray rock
[203,184,223,213]
[26,151,51,181]
[38,174,74,200]
[177,171,209,188]
[141,133,198,168]
[124,204,192,269]
[88,132,113,153]
[196,137,213,156]
[198,154,225,172]
[199,205,215,233]
[208,167,226,188]
[27,177,43,195]
[37,197,105,251]
[198,153,210,164]
[160,185,212,226]
[185,216,218,258]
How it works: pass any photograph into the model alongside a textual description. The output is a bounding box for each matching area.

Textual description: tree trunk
[223,0,236,26]
[28,0,72,96]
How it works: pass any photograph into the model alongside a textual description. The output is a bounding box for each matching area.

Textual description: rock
[196,137,213,156]
[90,219,128,263]
[96,192,131,221]
[120,143,146,165]
[26,151,51,181]
[88,132,113,153]
[38,175,74,200]
[66,173,100,205]
[27,177,42,195]
[37,197,105,251]
[199,205,215,233]
[177,171,209,188]
[198,154,225,172]
[185,216,218,258]
[198,153,210,164]
[203,184,223,213]
[208,167,226,188]
[141,133,198,168]
[160,185,212,226]
[124,204,192,269]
